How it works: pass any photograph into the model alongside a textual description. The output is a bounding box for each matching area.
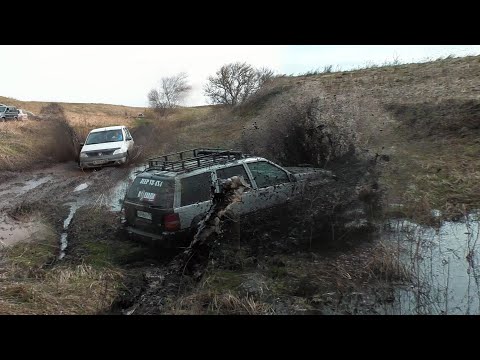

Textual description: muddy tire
[1,117,5,122]
[120,152,130,168]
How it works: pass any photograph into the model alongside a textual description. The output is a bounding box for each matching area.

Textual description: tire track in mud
[0,161,143,254]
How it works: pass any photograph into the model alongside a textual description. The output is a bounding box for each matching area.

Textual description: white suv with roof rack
[122,148,335,247]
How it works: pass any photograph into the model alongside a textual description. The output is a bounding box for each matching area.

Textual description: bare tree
[148,72,192,117]
[204,62,275,106]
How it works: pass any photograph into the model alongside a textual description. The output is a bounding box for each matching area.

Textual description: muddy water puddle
[74,183,89,192]
[0,175,53,199]
[0,163,142,254]
[0,214,44,247]
[58,166,143,259]
[383,214,480,314]
[58,202,82,260]
[105,166,144,211]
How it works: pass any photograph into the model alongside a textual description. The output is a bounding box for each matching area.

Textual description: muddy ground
[0,161,138,248]
[0,147,394,314]
[2,55,479,314]
[102,152,396,315]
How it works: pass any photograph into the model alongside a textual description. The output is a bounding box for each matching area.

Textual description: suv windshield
[85,129,123,145]
[0,107,6,112]
[126,177,175,208]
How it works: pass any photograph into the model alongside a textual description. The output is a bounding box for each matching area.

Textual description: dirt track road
[0,161,142,248]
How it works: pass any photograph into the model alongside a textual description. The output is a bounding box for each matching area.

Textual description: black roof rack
[147,148,246,172]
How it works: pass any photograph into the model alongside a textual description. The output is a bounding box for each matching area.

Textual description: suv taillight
[164,213,180,232]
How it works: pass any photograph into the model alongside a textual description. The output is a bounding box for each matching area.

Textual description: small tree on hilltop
[148,72,192,117]
[204,62,274,106]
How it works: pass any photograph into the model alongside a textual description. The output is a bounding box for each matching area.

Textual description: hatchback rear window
[180,172,213,206]
[126,177,175,208]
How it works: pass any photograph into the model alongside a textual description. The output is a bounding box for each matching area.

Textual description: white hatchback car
[79,125,134,169]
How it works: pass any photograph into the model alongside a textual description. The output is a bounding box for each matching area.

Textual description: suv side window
[125,128,132,139]
[216,165,251,187]
[180,172,213,206]
[247,161,290,188]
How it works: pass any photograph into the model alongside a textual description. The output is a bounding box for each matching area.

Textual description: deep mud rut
[0,161,144,249]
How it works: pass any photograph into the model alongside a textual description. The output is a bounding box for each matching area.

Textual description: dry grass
[0,116,80,170]
[0,216,125,315]
[0,120,57,170]
[162,240,410,315]
[0,96,144,120]
[0,264,123,315]
[239,55,480,221]
[165,290,274,315]
[363,242,410,282]
[380,133,480,221]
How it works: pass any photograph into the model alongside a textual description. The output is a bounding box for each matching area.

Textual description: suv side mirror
[126,137,132,141]
[79,142,84,147]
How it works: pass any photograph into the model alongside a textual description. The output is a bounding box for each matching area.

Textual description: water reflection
[384,214,480,314]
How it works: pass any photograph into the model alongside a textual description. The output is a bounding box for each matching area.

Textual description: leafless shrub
[204,62,275,106]
[148,72,192,117]
[323,65,333,73]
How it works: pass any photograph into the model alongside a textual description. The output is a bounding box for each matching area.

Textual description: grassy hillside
[233,55,480,219]
[0,96,145,122]
[2,55,480,218]
[2,55,480,314]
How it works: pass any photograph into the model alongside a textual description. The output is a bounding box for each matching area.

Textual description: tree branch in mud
[171,176,250,275]
[191,176,250,246]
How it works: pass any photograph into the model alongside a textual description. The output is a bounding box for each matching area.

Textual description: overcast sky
[1,45,479,108]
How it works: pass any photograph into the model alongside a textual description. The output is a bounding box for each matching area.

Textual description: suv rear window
[126,177,175,208]
[180,172,212,206]
[216,164,251,186]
